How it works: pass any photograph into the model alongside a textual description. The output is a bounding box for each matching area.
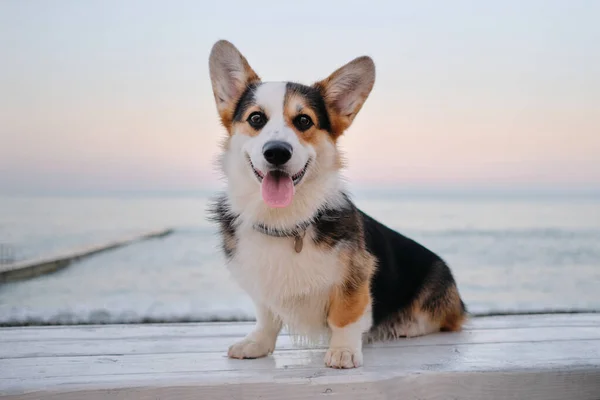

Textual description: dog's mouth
[249,158,265,182]
[247,156,311,208]
[290,160,310,185]
[247,157,310,186]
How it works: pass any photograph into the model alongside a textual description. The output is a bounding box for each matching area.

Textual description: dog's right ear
[209,40,260,129]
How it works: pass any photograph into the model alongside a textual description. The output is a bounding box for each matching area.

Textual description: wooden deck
[1,314,599,399]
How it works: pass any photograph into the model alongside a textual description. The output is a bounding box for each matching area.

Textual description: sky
[1,0,599,194]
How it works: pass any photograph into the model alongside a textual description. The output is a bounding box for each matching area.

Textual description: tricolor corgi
[207,40,466,369]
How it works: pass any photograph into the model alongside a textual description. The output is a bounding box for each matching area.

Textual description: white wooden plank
[1,313,598,342]
[0,321,256,342]
[1,326,599,359]
[1,315,599,399]
[464,313,600,330]
[1,341,599,399]
[1,340,598,380]
[2,368,600,400]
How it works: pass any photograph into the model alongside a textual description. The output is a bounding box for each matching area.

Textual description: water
[1,191,599,326]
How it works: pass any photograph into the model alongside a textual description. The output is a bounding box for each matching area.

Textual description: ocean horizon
[1,188,599,326]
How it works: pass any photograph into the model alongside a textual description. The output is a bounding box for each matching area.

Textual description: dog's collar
[252,220,312,238]
[252,219,314,253]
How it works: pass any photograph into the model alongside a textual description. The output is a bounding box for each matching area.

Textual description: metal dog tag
[294,235,303,253]
[294,230,306,253]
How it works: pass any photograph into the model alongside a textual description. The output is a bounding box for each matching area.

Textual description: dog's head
[209,40,375,222]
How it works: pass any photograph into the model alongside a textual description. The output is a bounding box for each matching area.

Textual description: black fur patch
[285,82,331,132]
[310,193,465,328]
[312,198,361,248]
[360,211,464,326]
[207,193,238,259]
[420,263,467,317]
[232,83,260,122]
[207,189,465,329]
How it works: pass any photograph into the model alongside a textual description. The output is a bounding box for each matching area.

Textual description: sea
[1,189,599,326]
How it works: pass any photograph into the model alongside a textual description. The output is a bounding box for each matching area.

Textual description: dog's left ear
[314,56,375,136]
[209,40,261,129]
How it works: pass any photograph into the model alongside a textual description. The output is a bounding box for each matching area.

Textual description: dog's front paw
[228,338,273,359]
[324,347,363,369]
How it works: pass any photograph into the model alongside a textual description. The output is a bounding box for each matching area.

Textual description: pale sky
[1,0,599,194]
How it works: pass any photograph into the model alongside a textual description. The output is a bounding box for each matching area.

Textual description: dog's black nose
[263,141,292,166]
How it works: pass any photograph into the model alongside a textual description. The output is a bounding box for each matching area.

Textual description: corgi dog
[207,40,466,369]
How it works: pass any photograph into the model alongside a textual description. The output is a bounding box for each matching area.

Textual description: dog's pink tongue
[261,171,294,208]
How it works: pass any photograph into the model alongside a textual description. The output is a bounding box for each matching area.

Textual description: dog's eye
[293,114,313,132]
[247,112,267,129]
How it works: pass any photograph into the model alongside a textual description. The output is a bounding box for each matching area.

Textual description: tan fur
[313,56,376,138]
[283,92,330,146]
[230,105,265,138]
[366,280,466,342]
[307,129,342,170]
[215,77,261,132]
[436,285,467,332]
[209,40,261,131]
[341,248,376,292]
[328,280,371,328]
[327,247,376,328]
[414,268,466,333]
[281,87,346,175]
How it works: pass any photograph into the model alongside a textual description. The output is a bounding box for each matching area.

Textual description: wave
[0,308,255,327]
[412,227,600,238]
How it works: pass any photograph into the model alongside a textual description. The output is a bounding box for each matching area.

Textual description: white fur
[210,40,378,369]
[228,304,282,359]
[245,83,313,180]
[325,302,372,368]
[220,82,345,229]
[218,81,372,366]
[228,220,345,342]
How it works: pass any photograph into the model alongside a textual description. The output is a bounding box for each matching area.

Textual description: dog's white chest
[228,227,343,338]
